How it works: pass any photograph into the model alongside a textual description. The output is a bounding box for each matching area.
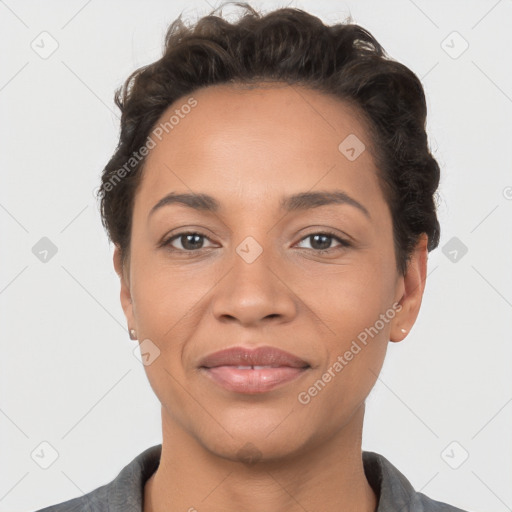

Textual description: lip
[198,346,310,394]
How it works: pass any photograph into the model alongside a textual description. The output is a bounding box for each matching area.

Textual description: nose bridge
[211,234,296,326]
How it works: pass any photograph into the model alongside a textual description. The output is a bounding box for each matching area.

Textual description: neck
[144,404,377,512]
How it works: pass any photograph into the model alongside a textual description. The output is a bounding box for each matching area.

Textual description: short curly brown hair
[98,2,440,275]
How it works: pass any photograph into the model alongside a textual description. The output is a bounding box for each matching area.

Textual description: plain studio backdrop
[1,1,511,511]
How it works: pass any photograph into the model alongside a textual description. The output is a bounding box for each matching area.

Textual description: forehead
[135,82,384,216]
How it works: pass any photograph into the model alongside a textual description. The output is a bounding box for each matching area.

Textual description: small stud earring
[400,328,407,334]
[129,329,137,340]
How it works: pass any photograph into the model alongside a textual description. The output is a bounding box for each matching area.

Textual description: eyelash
[160,230,352,254]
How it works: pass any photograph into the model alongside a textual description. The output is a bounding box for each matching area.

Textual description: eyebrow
[148,190,370,219]
[280,191,370,218]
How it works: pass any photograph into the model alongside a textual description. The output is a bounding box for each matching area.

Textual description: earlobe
[389,234,428,343]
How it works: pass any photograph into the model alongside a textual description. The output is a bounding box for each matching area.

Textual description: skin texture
[113,82,428,512]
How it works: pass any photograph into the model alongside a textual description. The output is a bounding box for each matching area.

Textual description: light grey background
[1,1,511,511]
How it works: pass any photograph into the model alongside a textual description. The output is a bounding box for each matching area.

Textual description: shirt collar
[363,450,417,511]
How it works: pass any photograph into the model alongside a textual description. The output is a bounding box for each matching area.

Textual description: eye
[161,230,351,254]
[295,231,351,252]
[163,232,216,251]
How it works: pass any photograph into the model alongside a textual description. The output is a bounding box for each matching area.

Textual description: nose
[210,246,298,327]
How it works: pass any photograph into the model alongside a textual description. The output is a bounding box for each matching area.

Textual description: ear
[113,245,135,334]
[389,233,428,342]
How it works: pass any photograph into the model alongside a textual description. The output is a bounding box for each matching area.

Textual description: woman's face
[115,83,426,461]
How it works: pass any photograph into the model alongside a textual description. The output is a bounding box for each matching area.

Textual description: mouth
[198,346,310,394]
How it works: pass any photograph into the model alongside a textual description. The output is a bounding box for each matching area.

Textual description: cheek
[130,254,214,336]
[294,273,392,430]
[295,252,396,396]
[297,255,396,340]
[129,259,202,422]
[129,254,228,407]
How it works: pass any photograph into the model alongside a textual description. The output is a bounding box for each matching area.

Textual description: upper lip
[199,346,310,369]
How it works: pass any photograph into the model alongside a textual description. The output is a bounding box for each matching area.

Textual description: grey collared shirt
[34,444,471,512]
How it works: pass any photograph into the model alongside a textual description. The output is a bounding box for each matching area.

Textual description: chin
[204,435,308,466]
[193,412,316,463]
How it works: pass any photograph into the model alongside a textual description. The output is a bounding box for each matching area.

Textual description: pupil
[183,234,203,250]
[312,234,331,250]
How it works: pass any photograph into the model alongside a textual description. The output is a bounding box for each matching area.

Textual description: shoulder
[33,445,162,512]
[413,491,470,512]
[363,450,471,512]
[34,484,109,512]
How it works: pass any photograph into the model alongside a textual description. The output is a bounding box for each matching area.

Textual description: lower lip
[201,366,308,393]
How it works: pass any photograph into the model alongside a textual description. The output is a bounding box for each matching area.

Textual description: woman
[36,3,472,511]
